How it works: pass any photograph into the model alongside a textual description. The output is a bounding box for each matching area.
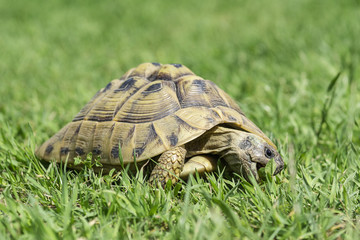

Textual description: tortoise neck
[185,125,244,157]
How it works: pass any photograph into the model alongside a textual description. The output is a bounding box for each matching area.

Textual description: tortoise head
[222,132,284,182]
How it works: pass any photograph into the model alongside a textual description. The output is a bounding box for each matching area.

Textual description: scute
[36,63,276,168]
[113,80,181,123]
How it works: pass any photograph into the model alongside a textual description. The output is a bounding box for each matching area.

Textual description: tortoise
[36,63,284,185]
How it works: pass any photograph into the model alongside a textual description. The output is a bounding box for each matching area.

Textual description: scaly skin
[149,126,284,185]
[149,146,187,186]
[185,125,284,181]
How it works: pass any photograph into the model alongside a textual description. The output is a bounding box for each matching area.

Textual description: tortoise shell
[36,63,276,168]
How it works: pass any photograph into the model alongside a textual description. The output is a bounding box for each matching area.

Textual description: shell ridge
[152,121,169,150]
[202,84,213,108]
[173,115,201,130]
[69,122,82,160]
[142,123,163,157]
[174,81,184,106]
[107,122,117,161]
[163,81,182,108]
[210,81,232,107]
[174,72,194,81]
[90,121,98,156]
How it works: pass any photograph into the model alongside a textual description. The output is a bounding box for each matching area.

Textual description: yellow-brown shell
[36,63,276,167]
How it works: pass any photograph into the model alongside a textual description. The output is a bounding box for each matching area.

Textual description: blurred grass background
[0,0,359,239]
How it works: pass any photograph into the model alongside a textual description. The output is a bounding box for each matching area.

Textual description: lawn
[0,0,359,239]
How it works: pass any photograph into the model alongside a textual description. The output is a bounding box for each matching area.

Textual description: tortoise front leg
[179,155,217,179]
[149,146,187,186]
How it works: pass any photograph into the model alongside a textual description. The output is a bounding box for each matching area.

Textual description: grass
[0,0,359,239]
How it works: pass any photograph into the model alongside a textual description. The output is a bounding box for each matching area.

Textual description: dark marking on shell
[209,99,229,108]
[147,71,158,81]
[113,105,121,118]
[228,115,237,122]
[133,124,161,159]
[164,80,177,91]
[113,80,148,119]
[206,82,230,108]
[220,109,239,124]
[60,147,69,155]
[109,123,116,139]
[45,145,53,154]
[242,117,248,126]
[167,133,178,146]
[128,69,144,78]
[211,109,221,119]
[171,63,182,68]
[175,72,193,80]
[92,148,102,155]
[174,116,199,131]
[157,72,172,81]
[75,147,85,156]
[134,147,145,158]
[87,115,113,122]
[175,82,184,105]
[152,62,161,66]
[148,123,159,142]
[127,125,135,139]
[178,79,211,108]
[111,145,119,159]
[205,117,215,124]
[72,116,84,122]
[114,78,136,93]
[103,82,112,92]
[180,86,211,108]
[74,124,82,135]
[143,83,162,93]
[181,100,208,108]
[193,79,207,92]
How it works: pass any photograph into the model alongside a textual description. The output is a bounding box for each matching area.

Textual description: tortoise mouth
[273,156,285,175]
[249,157,284,181]
[248,157,267,181]
[248,162,258,181]
[256,162,266,170]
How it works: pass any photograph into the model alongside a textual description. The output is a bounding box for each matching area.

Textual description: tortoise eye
[264,147,273,159]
